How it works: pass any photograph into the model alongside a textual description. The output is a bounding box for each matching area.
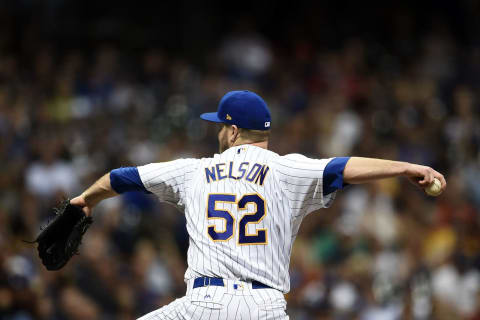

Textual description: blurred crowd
[1,1,480,319]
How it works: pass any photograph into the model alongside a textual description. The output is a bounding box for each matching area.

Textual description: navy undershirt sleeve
[323,157,351,196]
[110,167,151,194]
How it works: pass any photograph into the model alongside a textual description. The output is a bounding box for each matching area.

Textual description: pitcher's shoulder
[270,153,308,166]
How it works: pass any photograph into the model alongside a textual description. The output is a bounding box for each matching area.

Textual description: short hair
[224,124,270,143]
[238,127,270,143]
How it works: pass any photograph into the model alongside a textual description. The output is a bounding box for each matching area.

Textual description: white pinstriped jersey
[137,145,337,293]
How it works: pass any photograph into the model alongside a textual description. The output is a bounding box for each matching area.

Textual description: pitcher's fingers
[418,174,429,186]
[419,170,434,186]
[433,171,447,190]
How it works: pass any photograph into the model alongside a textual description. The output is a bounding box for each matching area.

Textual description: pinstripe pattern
[137,284,289,320]
[137,146,337,319]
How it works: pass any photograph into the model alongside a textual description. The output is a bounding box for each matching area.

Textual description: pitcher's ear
[230,125,240,143]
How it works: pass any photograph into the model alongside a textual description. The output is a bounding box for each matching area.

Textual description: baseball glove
[33,200,93,271]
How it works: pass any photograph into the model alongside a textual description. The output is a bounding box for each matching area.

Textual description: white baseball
[425,178,442,196]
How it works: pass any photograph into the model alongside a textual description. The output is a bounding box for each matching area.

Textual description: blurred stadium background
[1,0,480,319]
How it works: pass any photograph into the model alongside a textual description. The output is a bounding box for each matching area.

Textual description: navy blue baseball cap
[200,90,271,130]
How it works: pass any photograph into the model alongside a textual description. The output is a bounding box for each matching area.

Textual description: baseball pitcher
[70,90,446,319]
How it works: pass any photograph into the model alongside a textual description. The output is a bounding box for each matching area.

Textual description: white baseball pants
[137,278,289,320]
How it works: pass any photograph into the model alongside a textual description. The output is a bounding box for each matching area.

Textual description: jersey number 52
[207,193,267,245]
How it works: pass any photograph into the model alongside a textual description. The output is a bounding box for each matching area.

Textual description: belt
[193,277,271,289]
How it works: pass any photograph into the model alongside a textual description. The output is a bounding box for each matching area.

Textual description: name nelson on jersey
[205,162,269,186]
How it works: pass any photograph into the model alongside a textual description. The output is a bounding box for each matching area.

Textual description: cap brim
[200,112,224,123]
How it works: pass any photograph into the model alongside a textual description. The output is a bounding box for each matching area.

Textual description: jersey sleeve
[274,154,350,215]
[137,158,199,209]
[110,167,151,194]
